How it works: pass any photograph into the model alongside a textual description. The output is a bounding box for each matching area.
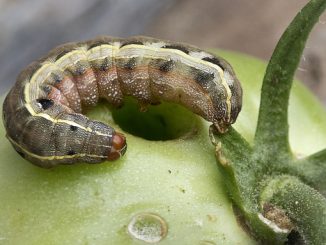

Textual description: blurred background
[0,0,325,104]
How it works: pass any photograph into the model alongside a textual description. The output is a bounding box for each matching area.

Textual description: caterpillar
[2,36,242,168]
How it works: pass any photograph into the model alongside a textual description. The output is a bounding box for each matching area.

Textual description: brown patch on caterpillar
[51,74,82,113]
[147,64,217,123]
[45,86,70,108]
[68,64,99,108]
[94,67,124,107]
[116,58,156,105]
[89,55,124,107]
[2,36,242,168]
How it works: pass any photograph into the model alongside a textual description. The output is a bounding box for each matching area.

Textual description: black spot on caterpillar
[56,49,74,61]
[41,85,52,94]
[70,125,78,131]
[52,73,63,84]
[67,150,76,156]
[202,56,224,69]
[159,60,175,72]
[162,44,190,54]
[2,35,242,168]
[194,70,215,87]
[99,58,110,71]
[36,98,54,110]
[15,149,26,158]
[120,40,144,48]
[123,57,137,70]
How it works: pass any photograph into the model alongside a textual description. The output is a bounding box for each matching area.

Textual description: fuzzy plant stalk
[209,0,326,244]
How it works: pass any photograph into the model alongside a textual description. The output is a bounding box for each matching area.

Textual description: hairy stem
[289,149,326,194]
[254,0,326,162]
[260,175,326,244]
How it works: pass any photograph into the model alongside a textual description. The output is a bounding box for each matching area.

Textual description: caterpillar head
[108,132,127,160]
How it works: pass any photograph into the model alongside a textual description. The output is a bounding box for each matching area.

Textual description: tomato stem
[260,175,326,244]
[254,0,326,162]
[290,149,326,193]
[210,0,326,243]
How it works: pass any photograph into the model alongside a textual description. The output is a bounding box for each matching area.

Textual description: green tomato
[0,51,325,245]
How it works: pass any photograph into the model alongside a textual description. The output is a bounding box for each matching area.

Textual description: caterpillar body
[2,36,242,168]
